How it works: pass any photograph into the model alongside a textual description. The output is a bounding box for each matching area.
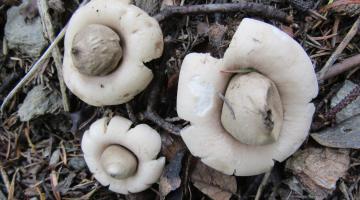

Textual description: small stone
[5,1,47,57]
[331,80,360,122]
[68,157,87,170]
[18,85,62,121]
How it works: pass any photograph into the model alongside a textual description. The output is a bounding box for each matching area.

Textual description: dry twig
[318,16,360,80]
[154,3,293,24]
[255,168,272,200]
[139,68,181,136]
[308,9,327,21]
[37,0,69,111]
[218,92,236,120]
[7,168,19,200]
[321,54,360,80]
[50,170,61,200]
[331,16,341,47]
[141,110,181,135]
[0,164,11,194]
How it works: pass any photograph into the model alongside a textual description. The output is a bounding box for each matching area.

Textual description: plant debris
[159,150,185,197]
[0,0,359,199]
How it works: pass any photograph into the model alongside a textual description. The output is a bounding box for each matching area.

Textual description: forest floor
[0,0,359,199]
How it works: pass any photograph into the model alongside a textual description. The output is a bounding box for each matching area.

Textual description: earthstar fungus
[63,0,163,106]
[177,18,318,176]
[81,116,165,194]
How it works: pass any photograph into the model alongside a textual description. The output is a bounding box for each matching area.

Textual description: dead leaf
[161,133,185,160]
[197,22,210,36]
[191,161,237,200]
[159,150,185,197]
[49,149,61,169]
[208,23,227,49]
[311,114,360,149]
[286,148,350,199]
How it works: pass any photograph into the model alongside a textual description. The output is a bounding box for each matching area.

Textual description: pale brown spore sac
[100,145,137,179]
[221,72,283,145]
[71,24,122,76]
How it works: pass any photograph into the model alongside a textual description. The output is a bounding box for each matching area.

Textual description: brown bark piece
[286,148,350,199]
